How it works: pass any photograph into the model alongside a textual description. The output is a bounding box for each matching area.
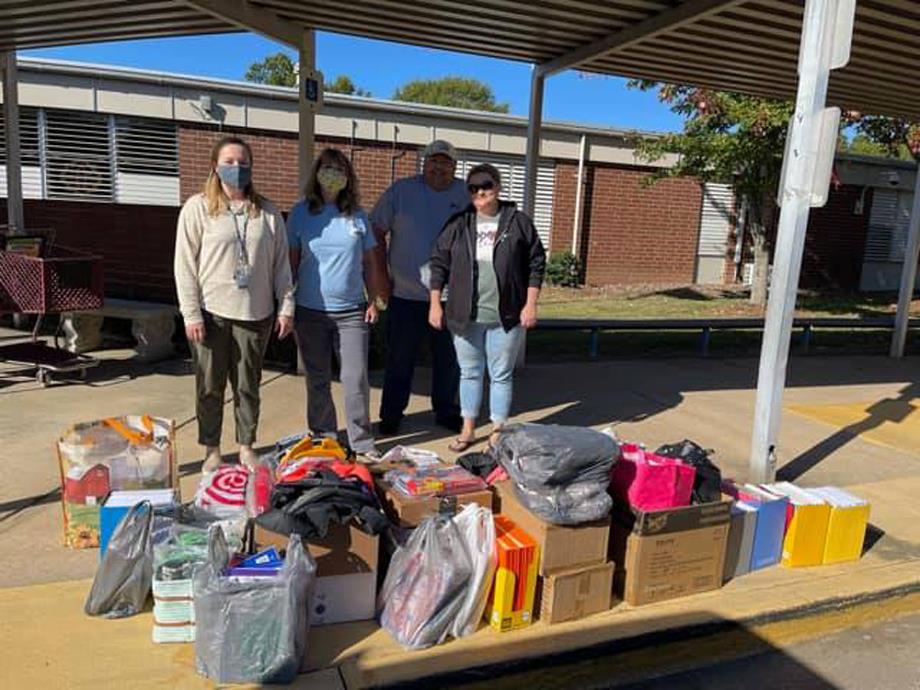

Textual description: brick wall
[0,199,180,303]
[552,164,703,285]
[179,124,419,213]
[800,184,871,290]
[593,168,702,285]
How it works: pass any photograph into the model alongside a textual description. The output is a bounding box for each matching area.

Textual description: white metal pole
[522,67,544,218]
[571,133,587,257]
[298,30,316,192]
[749,0,854,482]
[890,162,920,358]
[2,51,24,235]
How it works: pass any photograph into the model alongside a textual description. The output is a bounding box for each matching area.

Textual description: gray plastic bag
[494,423,619,525]
[194,527,315,684]
[84,501,154,618]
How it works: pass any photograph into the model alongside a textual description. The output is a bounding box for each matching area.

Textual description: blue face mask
[216,164,252,191]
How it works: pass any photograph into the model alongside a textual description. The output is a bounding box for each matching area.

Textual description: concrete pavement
[1,342,919,686]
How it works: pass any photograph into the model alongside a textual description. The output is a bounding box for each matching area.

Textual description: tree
[326,74,371,97]
[244,52,296,87]
[841,113,920,162]
[392,77,508,113]
[628,81,793,305]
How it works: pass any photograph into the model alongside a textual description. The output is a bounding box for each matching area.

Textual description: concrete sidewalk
[1,347,919,686]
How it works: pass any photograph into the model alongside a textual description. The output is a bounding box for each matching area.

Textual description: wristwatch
[374,296,389,312]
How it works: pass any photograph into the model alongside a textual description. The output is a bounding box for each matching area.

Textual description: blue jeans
[452,323,524,426]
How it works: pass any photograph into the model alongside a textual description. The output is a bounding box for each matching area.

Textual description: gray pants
[293,306,375,454]
[192,311,273,447]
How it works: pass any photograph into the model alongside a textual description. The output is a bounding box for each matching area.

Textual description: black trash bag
[84,501,154,618]
[654,440,722,504]
[457,450,498,479]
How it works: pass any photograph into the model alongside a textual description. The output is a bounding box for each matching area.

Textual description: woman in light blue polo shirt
[288,148,386,461]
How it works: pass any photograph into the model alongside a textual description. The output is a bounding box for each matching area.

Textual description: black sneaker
[377,417,401,437]
[434,413,463,433]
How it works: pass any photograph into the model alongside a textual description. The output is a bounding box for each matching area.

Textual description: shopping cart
[0,233,104,386]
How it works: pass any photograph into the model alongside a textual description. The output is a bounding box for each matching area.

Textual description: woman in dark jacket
[429,163,546,452]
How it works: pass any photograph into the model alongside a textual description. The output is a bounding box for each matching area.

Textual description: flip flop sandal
[448,436,477,453]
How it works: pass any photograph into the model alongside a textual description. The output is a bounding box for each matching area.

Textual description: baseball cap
[423,139,457,162]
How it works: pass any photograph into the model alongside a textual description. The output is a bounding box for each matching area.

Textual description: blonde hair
[202,135,264,217]
[305,148,360,216]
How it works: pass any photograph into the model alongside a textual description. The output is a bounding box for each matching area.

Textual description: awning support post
[522,67,544,217]
[298,29,316,191]
[890,161,920,358]
[749,0,855,483]
[2,51,24,235]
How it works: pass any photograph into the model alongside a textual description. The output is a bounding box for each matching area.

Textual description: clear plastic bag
[84,501,154,618]
[494,423,619,525]
[450,504,497,639]
[194,527,316,684]
[378,514,474,649]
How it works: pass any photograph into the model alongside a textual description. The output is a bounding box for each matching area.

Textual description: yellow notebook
[764,483,830,567]
[811,487,870,564]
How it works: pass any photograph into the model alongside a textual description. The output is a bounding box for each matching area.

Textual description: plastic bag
[84,501,154,618]
[493,423,618,524]
[654,439,722,505]
[194,527,315,684]
[450,505,497,639]
[378,514,474,649]
[246,461,275,518]
[194,464,249,518]
[610,445,695,512]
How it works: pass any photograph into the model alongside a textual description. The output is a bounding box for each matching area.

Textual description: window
[44,109,113,201]
[114,117,178,176]
[0,107,41,166]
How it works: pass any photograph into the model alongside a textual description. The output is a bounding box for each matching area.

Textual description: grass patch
[539,284,916,321]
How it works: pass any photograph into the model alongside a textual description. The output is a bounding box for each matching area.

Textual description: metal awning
[0,1,918,119]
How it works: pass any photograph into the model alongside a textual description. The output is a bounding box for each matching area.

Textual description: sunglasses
[467,180,496,194]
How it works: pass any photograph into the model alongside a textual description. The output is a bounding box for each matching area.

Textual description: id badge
[233,261,251,289]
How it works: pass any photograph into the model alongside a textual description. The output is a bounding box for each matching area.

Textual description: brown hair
[466,163,502,187]
[305,148,360,216]
[202,135,263,217]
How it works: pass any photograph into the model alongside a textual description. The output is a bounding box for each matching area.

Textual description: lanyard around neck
[230,206,249,261]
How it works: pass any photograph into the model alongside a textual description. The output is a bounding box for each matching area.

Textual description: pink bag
[610,444,695,511]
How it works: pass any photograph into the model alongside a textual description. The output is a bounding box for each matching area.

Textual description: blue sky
[23,32,684,133]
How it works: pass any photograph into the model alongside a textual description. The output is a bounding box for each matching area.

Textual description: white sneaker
[202,446,222,473]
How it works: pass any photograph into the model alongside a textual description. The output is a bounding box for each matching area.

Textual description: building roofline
[16,56,659,141]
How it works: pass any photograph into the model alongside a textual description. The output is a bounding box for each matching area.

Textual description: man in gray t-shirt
[371,140,469,434]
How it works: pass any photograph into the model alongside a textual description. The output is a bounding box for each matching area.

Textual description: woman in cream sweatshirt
[174,135,295,471]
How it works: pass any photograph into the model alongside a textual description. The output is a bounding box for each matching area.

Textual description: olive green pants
[192,311,273,447]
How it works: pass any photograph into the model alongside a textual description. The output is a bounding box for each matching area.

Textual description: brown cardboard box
[539,562,614,624]
[253,522,379,633]
[252,521,379,576]
[610,499,731,607]
[375,478,493,528]
[494,481,610,575]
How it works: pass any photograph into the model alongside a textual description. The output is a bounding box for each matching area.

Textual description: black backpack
[654,440,722,505]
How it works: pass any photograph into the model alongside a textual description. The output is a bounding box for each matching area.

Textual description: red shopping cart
[0,232,104,386]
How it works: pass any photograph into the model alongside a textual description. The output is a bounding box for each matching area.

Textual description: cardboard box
[610,499,731,607]
[375,478,493,528]
[252,522,379,575]
[494,481,609,575]
[539,561,614,624]
[252,522,379,626]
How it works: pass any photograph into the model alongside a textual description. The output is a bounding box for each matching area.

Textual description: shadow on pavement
[354,611,838,690]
